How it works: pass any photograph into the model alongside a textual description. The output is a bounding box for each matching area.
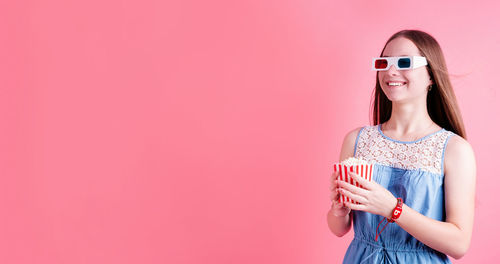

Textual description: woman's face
[378,37,433,103]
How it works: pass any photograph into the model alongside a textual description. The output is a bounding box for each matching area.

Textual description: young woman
[326,30,476,263]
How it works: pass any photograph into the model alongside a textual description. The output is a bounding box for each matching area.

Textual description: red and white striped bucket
[332,163,373,204]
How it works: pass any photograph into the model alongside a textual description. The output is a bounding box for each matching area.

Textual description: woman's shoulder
[445,134,473,155]
[344,126,363,140]
[343,125,373,143]
[343,125,377,141]
[339,126,366,160]
[444,134,475,174]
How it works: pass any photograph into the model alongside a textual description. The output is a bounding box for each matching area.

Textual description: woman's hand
[337,171,397,219]
[329,170,351,217]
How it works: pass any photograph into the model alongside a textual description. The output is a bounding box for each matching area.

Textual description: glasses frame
[372,56,428,71]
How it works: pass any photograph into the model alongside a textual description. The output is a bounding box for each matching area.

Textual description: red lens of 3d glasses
[374,59,388,69]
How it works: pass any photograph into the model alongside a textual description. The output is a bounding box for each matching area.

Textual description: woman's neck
[383,101,438,135]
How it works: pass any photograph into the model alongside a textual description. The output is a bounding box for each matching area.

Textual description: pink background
[1,0,498,263]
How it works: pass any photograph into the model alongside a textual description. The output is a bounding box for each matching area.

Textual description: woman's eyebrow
[381,55,410,57]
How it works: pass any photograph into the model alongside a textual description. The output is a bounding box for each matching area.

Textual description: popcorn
[331,157,374,204]
[338,157,371,166]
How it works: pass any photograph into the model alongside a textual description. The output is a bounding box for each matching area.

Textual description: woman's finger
[332,200,344,209]
[343,200,366,211]
[338,187,368,204]
[330,188,340,201]
[347,171,373,190]
[337,180,369,197]
[330,171,340,190]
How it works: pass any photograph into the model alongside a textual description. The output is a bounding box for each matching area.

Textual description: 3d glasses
[372,56,428,71]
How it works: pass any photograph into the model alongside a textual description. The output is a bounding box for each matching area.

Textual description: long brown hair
[371,30,467,139]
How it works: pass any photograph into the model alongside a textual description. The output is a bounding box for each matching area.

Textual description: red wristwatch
[375,197,404,241]
[388,198,403,222]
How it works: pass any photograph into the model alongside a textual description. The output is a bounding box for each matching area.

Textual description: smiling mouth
[386,82,407,87]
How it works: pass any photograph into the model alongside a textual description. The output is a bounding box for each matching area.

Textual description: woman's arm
[337,135,476,259]
[396,136,476,259]
[326,127,361,237]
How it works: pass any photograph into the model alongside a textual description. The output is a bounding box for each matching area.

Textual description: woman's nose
[387,65,399,75]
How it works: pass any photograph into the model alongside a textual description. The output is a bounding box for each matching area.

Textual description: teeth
[388,82,404,86]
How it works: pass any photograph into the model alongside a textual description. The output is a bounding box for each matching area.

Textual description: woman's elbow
[450,251,466,260]
[449,240,471,260]
[326,211,351,237]
[327,223,350,237]
[332,228,349,237]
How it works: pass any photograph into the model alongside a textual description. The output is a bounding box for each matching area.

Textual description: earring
[428,84,433,91]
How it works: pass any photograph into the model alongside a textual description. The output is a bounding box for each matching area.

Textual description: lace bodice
[354,125,455,175]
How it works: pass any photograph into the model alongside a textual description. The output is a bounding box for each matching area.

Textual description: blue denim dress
[342,125,455,264]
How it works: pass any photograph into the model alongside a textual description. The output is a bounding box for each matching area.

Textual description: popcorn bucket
[332,162,373,204]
